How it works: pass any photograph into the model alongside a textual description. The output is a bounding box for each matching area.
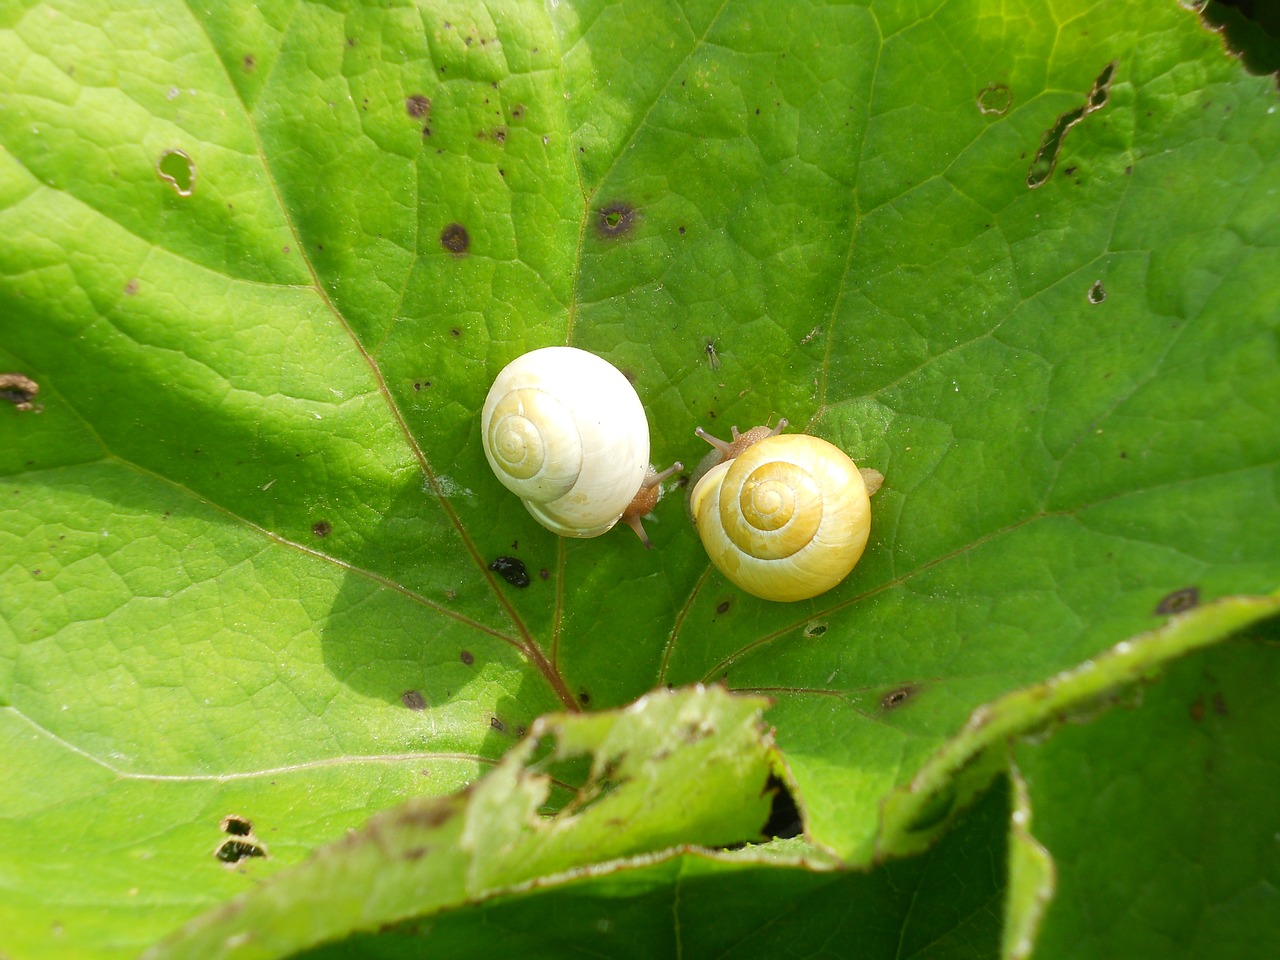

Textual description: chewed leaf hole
[1026,61,1116,188]
[976,82,1012,115]
[595,201,635,238]
[762,773,803,839]
[219,815,252,836]
[1088,280,1107,304]
[157,149,196,196]
[215,838,267,864]
[802,620,827,639]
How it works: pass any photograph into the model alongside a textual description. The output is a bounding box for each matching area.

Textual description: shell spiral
[690,433,870,602]
[481,346,650,538]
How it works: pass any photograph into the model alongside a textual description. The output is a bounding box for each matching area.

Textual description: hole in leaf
[1026,62,1116,188]
[802,620,827,639]
[761,773,803,839]
[595,201,635,238]
[215,839,267,864]
[1088,280,1107,303]
[0,373,40,412]
[157,149,196,196]
[880,684,918,711]
[219,815,252,836]
[976,82,1012,115]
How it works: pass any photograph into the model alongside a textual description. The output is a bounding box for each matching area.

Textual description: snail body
[689,425,877,602]
[482,346,682,543]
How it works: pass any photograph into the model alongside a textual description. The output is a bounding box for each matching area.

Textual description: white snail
[689,420,882,602]
[481,346,681,544]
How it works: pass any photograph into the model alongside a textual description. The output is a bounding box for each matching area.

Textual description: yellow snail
[689,420,882,602]
[481,346,681,545]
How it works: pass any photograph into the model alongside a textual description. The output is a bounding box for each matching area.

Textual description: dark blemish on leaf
[755,107,760,115]
[715,599,731,615]
[1155,586,1199,616]
[1064,166,1077,176]
[880,684,917,710]
[405,94,431,118]
[346,37,356,48]
[490,716,506,733]
[1212,693,1228,716]
[802,620,827,639]
[595,201,635,238]
[444,588,457,601]
[1119,451,1128,459]
[215,839,267,864]
[515,724,526,738]
[123,278,139,295]
[682,719,715,743]
[0,373,40,412]
[539,567,549,580]
[403,846,428,861]
[401,690,427,711]
[489,556,530,587]
[492,127,506,143]
[157,148,196,196]
[510,540,519,550]
[1026,61,1116,188]
[578,690,591,705]
[678,225,686,235]
[282,245,290,254]
[311,520,333,538]
[1189,697,1205,722]
[1088,280,1106,304]
[460,649,474,665]
[511,104,525,121]
[761,773,802,839]
[220,815,252,836]
[422,125,432,137]
[405,803,454,829]
[619,368,637,383]
[976,82,1012,115]
[1125,165,1133,175]
[440,222,470,254]
[242,54,256,72]
[450,327,461,337]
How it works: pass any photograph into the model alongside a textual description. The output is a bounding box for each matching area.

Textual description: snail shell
[481,346,650,538]
[689,432,873,602]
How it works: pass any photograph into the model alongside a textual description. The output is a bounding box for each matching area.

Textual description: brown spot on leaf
[1155,586,1199,616]
[440,222,470,254]
[405,94,431,118]
[123,278,139,295]
[311,520,333,538]
[401,690,427,711]
[242,53,256,72]
[490,716,506,733]
[460,650,474,666]
[715,599,731,615]
[880,684,918,710]
[1189,697,1205,722]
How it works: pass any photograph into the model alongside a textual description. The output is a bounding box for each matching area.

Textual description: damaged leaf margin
[146,685,800,960]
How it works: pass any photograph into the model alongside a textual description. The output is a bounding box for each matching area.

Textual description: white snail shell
[481,346,650,538]
[689,432,873,602]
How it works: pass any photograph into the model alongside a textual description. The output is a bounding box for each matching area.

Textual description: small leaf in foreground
[147,686,776,960]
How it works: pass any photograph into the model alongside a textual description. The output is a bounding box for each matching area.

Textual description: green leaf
[303,770,1011,960]
[1012,634,1280,959]
[147,686,777,960]
[2,0,1278,955]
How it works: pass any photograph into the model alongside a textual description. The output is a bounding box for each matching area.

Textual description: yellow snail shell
[689,431,874,602]
[481,346,650,538]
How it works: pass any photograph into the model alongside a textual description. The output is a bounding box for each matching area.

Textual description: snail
[688,420,883,602]
[481,346,681,545]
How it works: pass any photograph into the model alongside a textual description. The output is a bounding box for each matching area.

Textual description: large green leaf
[2,0,1278,956]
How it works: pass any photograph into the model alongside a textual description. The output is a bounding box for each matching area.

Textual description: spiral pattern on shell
[481,346,650,538]
[690,433,871,602]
